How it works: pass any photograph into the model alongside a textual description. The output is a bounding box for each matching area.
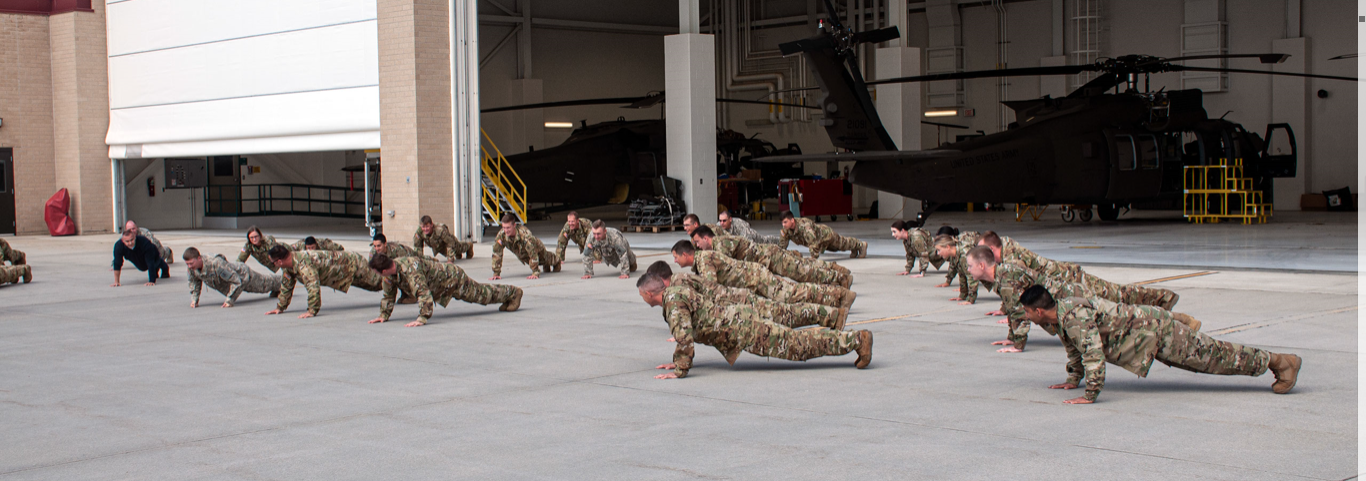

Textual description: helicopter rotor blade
[481,97,648,113]
[717,98,821,110]
[866,64,1096,86]
[1152,53,1289,65]
[1328,53,1357,60]
[1172,65,1357,82]
[821,0,843,30]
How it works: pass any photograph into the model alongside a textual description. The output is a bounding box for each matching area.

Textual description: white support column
[451,0,482,240]
[1271,37,1309,211]
[874,46,922,220]
[665,33,716,223]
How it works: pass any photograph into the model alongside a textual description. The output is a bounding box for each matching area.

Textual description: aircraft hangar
[0,1,1359,478]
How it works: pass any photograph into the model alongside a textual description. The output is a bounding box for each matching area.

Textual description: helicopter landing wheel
[1078,208,1093,222]
[847,214,854,221]
[1097,203,1120,221]
[1061,208,1076,223]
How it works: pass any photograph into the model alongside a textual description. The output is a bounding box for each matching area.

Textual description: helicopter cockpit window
[1137,135,1160,169]
[1114,135,1137,171]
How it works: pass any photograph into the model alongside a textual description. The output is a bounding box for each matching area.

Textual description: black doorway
[0,148,14,234]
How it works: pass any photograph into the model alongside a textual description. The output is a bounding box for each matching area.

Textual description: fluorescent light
[544,122,575,128]
[923,110,958,118]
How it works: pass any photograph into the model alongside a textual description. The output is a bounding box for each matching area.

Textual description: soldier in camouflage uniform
[681,214,720,238]
[1018,285,1302,403]
[265,246,385,318]
[0,264,32,285]
[965,247,1194,352]
[183,247,281,308]
[891,220,943,277]
[291,236,346,252]
[126,220,173,265]
[646,261,848,330]
[490,213,560,280]
[717,209,785,246]
[238,226,290,272]
[414,215,474,260]
[0,237,26,265]
[555,211,598,263]
[671,240,855,308]
[691,226,851,288]
[581,220,637,279]
[778,211,867,259]
[934,231,986,303]
[367,254,523,327]
[369,233,420,260]
[637,273,873,379]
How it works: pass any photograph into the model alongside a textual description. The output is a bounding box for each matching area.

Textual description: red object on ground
[45,188,77,236]
[777,179,853,218]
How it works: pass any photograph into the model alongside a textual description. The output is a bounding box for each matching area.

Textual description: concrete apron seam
[1205,305,1360,336]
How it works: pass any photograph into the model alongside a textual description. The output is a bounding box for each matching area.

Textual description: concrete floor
[0,210,1356,480]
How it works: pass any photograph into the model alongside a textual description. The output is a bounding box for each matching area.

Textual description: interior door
[0,149,14,234]
[206,156,242,215]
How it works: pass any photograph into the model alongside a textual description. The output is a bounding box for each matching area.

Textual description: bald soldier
[1019,285,1302,403]
[125,220,173,265]
[0,237,27,266]
[646,261,848,330]
[671,240,855,308]
[691,226,851,288]
[890,220,943,278]
[414,215,474,261]
[490,213,560,280]
[367,253,523,327]
[581,220,637,279]
[965,246,1193,352]
[778,211,867,259]
[555,210,596,263]
[183,247,281,308]
[266,246,385,318]
[638,272,873,379]
[716,209,785,246]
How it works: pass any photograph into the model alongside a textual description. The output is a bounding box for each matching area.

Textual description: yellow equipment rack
[1182,158,1272,224]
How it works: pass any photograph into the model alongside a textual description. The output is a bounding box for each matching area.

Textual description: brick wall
[0,13,57,235]
[49,2,112,234]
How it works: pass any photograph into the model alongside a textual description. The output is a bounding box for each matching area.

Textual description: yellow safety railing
[1183,158,1272,224]
[480,129,527,224]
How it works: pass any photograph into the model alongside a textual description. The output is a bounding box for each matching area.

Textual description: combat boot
[499,287,524,312]
[1269,353,1302,394]
[830,263,850,275]
[832,307,849,330]
[838,273,853,289]
[1171,312,1201,332]
[854,330,873,368]
[629,260,638,273]
[22,265,32,283]
[839,290,858,309]
[465,249,475,259]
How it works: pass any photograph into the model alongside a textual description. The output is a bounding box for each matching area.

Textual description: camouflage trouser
[1086,276,1180,310]
[1156,321,1270,377]
[1,244,25,265]
[946,257,982,303]
[808,234,864,259]
[719,306,860,362]
[757,280,848,307]
[555,229,593,261]
[768,253,848,286]
[753,233,785,246]
[146,236,173,264]
[750,298,839,329]
[434,272,519,306]
[909,254,946,275]
[516,249,560,274]
[433,240,473,259]
[0,265,30,284]
[224,272,283,306]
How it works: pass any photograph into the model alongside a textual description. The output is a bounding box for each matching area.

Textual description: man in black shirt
[112,228,170,286]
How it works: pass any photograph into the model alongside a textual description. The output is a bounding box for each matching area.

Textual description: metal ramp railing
[479,130,527,226]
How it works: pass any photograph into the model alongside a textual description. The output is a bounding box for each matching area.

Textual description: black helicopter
[761,2,1357,222]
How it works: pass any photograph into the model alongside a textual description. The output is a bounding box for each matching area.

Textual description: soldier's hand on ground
[986,310,1004,316]
[997,319,1008,324]
[265,309,283,315]
[143,282,156,287]
[958,301,972,305]
[910,273,925,278]
[654,373,678,379]
[221,302,232,308]
[111,282,121,287]
[297,312,314,319]
[996,346,1022,353]
[581,275,592,279]
[190,301,197,308]
[526,274,539,279]
[618,274,629,279]
[1062,396,1093,404]
[897,271,909,276]
[991,340,1012,346]
[404,320,424,327]
[656,363,676,369]
[1049,382,1079,390]
[489,276,501,280]
[594,260,602,264]
[368,317,387,324]
[949,296,962,301]
[666,337,675,342]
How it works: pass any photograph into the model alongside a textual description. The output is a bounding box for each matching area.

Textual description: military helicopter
[765,0,1357,223]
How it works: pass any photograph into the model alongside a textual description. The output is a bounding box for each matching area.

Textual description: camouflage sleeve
[491,239,505,276]
[582,241,595,276]
[188,271,203,305]
[903,241,915,272]
[958,268,973,301]
[378,278,397,321]
[944,257,959,284]
[222,267,246,305]
[615,240,631,277]
[664,307,696,378]
[556,224,572,258]
[997,282,1031,349]
[525,242,541,274]
[298,264,323,315]
[276,272,296,311]
[778,229,791,249]
[1062,335,1085,387]
[1062,316,1106,401]
[237,244,250,263]
[694,257,718,281]
[400,267,434,325]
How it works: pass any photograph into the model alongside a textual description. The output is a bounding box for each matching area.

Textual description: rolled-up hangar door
[104,0,380,159]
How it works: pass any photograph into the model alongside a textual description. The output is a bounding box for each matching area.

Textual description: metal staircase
[1183,158,1272,224]
[480,130,527,226]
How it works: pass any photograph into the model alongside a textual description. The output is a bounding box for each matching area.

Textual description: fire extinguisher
[147,177,156,197]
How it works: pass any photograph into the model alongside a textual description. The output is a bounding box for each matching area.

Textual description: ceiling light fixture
[544,122,575,128]
[923,110,958,118]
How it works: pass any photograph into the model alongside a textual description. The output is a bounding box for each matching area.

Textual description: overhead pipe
[723,0,784,124]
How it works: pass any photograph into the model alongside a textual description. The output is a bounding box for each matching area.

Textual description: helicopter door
[1104,132,1163,200]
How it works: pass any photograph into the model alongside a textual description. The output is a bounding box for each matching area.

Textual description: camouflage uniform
[0,264,31,284]
[276,251,385,315]
[414,223,473,260]
[999,236,1063,273]
[187,254,282,306]
[670,273,840,329]
[901,228,945,275]
[710,235,850,286]
[555,218,595,261]
[995,261,1180,350]
[718,217,785,246]
[378,256,520,325]
[583,227,637,277]
[138,227,173,264]
[492,224,559,278]
[290,238,346,252]
[368,242,421,260]
[238,234,290,272]
[660,284,863,378]
[0,238,26,265]
[779,217,866,259]
[692,250,848,307]
[943,231,986,303]
[1052,297,1271,402]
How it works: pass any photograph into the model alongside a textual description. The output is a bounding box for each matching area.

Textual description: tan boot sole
[500,289,524,312]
